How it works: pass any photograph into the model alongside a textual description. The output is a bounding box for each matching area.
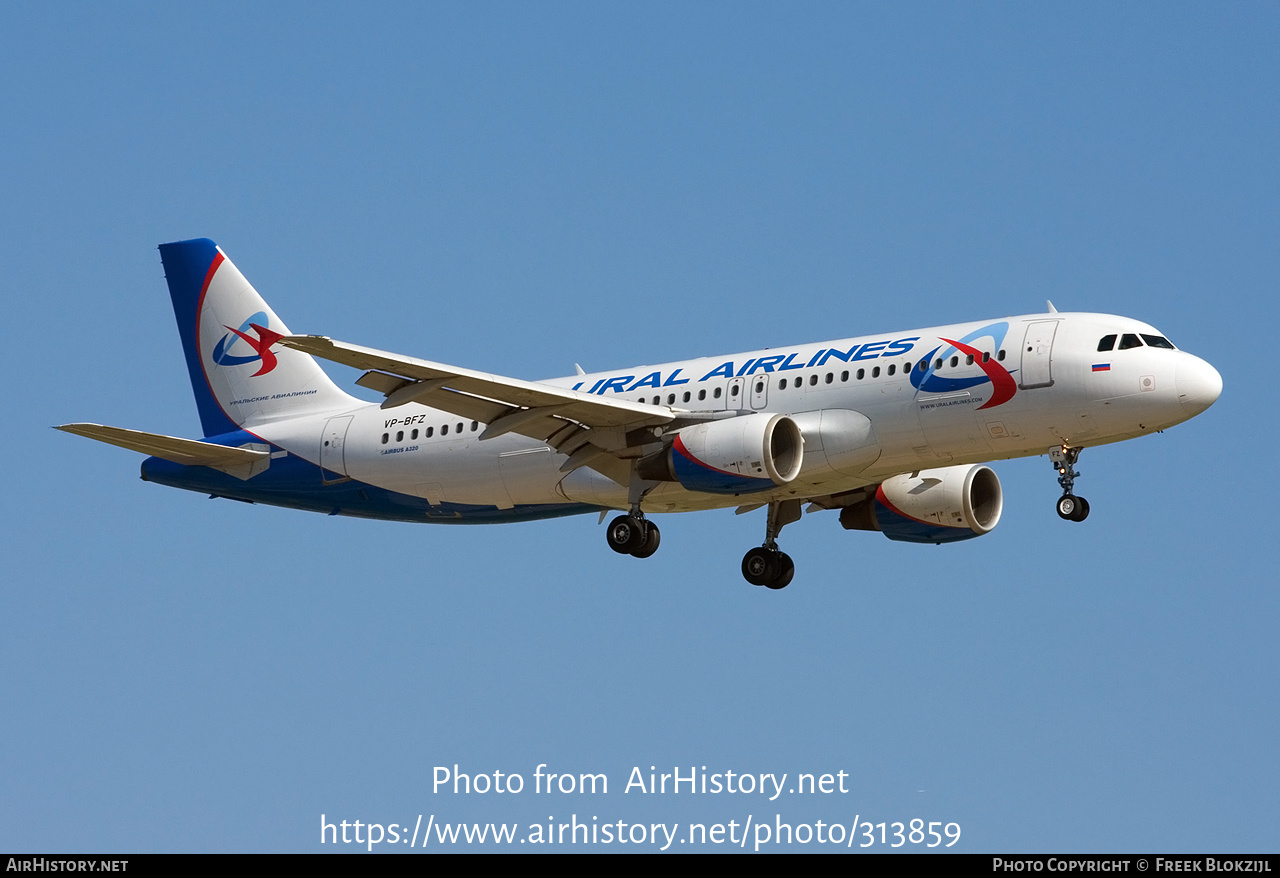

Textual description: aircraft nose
[1176,355,1222,417]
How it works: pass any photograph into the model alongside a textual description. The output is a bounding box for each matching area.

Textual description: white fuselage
[243,311,1219,516]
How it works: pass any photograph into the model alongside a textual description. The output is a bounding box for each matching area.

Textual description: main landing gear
[1050,445,1089,522]
[607,472,663,559]
[741,499,801,589]
[742,546,794,589]
[603,489,801,589]
[606,514,661,559]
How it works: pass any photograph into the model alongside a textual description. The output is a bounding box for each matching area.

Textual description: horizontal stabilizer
[55,423,269,469]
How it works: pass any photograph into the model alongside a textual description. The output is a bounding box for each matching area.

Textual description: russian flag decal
[1092,364,1111,372]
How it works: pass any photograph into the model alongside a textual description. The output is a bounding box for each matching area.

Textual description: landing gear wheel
[765,552,795,590]
[742,547,793,588]
[742,547,780,586]
[630,522,661,558]
[1056,494,1089,522]
[607,515,646,554]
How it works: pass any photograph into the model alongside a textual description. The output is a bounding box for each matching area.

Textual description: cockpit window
[1141,334,1176,350]
[1097,334,1116,352]
[1118,333,1143,350]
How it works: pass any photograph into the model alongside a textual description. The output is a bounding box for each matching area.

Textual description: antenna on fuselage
[1046,300,1058,313]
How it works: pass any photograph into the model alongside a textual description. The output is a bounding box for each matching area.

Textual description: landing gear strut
[741,500,800,589]
[1049,445,1089,522]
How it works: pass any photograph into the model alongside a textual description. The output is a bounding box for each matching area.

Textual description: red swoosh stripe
[938,337,1017,409]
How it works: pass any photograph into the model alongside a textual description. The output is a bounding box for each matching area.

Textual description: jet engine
[839,464,1003,544]
[636,413,803,495]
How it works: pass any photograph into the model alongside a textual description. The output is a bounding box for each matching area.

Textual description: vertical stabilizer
[159,238,356,437]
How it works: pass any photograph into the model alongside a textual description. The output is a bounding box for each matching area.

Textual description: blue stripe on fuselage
[139,432,597,524]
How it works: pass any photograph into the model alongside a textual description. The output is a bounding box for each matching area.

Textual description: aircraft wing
[279,335,681,479]
[55,424,269,469]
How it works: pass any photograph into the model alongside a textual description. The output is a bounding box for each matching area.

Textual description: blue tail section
[159,239,237,437]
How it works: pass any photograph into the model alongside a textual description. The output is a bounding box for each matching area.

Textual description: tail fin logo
[211,312,285,377]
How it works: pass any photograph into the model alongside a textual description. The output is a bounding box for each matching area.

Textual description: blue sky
[3,2,1276,852]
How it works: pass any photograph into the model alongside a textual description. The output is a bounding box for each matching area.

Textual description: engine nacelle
[839,464,1003,544]
[637,413,803,495]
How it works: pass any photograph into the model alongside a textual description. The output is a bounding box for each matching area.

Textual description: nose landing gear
[1050,445,1089,522]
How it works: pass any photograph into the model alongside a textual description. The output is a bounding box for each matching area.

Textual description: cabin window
[714,387,722,399]
[682,391,691,403]
[857,368,865,380]
[950,356,959,368]
[411,429,418,440]
[841,370,849,381]
[698,389,707,400]
[825,372,833,384]
[809,374,818,386]
[426,427,434,438]
[887,364,896,376]
[667,393,676,404]
[872,366,881,378]
[471,421,478,431]
[381,433,389,445]
[997,349,1006,361]
[779,378,788,389]
[442,424,449,435]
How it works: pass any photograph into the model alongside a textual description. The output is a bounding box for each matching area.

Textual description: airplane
[58,238,1222,589]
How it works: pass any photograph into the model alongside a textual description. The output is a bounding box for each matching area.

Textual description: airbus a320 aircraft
[59,239,1222,588]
